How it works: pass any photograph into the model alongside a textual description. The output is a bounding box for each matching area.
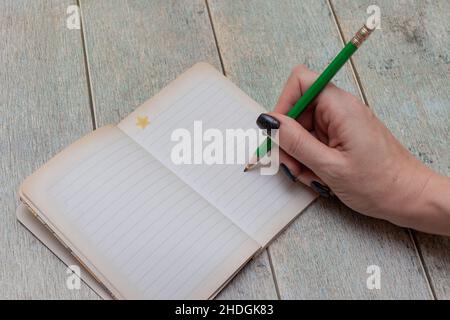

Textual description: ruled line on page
[122,202,213,278]
[49,74,214,199]
[174,229,246,298]
[147,227,244,298]
[88,170,176,246]
[50,136,130,198]
[129,210,227,282]
[61,146,144,208]
[44,66,305,298]
[122,77,296,240]
[78,164,171,234]
[136,80,223,139]
[108,186,204,265]
[70,153,156,222]
[48,127,256,299]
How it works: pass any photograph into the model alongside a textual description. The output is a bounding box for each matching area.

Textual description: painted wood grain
[208,0,433,298]
[0,0,98,299]
[78,0,278,299]
[216,251,278,299]
[3,0,445,300]
[331,0,450,299]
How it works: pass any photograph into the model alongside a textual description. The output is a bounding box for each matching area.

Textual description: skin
[269,65,450,236]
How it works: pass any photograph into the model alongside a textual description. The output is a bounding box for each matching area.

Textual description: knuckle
[347,94,363,108]
[291,64,307,76]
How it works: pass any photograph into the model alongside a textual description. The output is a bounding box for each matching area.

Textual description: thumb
[262,112,338,172]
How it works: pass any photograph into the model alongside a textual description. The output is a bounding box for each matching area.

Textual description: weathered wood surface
[331,0,450,299]
[78,0,278,299]
[0,0,98,299]
[208,0,433,299]
[2,0,447,299]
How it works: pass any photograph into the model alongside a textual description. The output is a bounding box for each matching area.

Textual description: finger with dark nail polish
[280,163,296,182]
[310,181,332,197]
[256,114,280,130]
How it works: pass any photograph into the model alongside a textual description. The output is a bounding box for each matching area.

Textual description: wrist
[391,163,450,235]
[410,171,450,235]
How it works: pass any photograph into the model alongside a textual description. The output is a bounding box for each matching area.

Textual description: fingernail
[280,163,296,182]
[310,181,331,198]
[256,113,280,130]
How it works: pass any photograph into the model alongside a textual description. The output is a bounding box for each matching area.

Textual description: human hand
[256,65,450,235]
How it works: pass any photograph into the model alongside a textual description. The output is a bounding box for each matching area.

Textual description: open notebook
[19,63,316,299]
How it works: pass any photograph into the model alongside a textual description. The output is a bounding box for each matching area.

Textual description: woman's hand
[256,65,450,235]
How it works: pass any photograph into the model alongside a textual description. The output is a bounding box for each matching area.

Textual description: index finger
[274,65,319,114]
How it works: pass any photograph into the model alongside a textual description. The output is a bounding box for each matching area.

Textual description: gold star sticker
[136,115,150,129]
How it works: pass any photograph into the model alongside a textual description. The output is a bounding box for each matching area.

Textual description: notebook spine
[20,199,117,299]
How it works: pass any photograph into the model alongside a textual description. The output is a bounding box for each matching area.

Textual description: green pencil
[244,24,375,172]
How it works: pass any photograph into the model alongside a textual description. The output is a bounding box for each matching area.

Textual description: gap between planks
[326,0,436,300]
[204,0,282,298]
[77,0,98,130]
[73,0,434,300]
[205,0,226,75]
[205,0,281,300]
[75,0,280,299]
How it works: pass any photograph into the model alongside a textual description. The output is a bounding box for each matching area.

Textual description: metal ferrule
[351,24,374,47]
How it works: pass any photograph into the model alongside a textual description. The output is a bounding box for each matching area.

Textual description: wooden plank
[216,251,278,299]
[208,0,432,298]
[0,0,98,299]
[79,0,278,299]
[331,0,450,299]
[79,0,220,126]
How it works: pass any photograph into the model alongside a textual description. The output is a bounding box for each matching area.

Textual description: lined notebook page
[119,63,316,246]
[22,126,259,299]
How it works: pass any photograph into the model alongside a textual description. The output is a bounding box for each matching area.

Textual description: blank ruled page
[23,126,258,299]
[119,63,316,246]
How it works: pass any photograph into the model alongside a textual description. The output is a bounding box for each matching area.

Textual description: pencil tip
[244,156,260,172]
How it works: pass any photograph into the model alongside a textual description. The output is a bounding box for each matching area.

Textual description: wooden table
[1,0,449,299]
